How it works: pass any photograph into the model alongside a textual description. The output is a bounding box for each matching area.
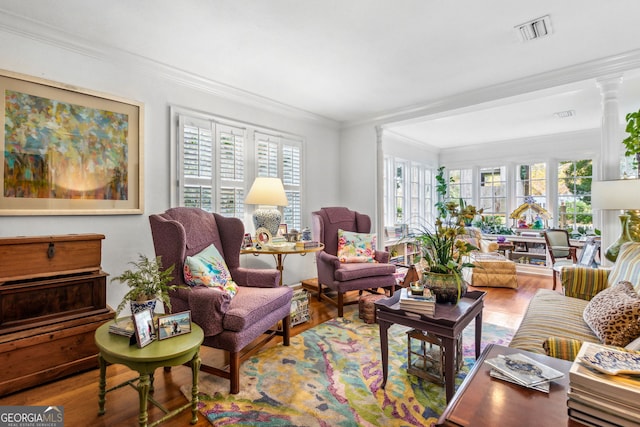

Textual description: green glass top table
[95,319,204,427]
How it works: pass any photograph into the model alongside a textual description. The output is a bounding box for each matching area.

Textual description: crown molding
[345,49,640,129]
[0,9,338,128]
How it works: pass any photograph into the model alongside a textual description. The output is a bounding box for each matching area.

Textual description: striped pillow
[561,266,609,301]
[543,337,583,361]
[608,242,640,293]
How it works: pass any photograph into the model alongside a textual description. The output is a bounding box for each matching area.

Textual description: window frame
[171,106,304,230]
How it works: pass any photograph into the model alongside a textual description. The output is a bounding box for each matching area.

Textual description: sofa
[509,242,640,361]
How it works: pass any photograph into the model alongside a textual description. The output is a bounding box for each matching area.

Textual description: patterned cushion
[607,242,640,293]
[583,281,640,347]
[337,229,377,263]
[561,266,609,301]
[184,244,238,297]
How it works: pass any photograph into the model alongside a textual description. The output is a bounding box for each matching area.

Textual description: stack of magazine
[399,287,435,315]
[568,342,640,426]
[484,352,565,393]
[109,319,135,337]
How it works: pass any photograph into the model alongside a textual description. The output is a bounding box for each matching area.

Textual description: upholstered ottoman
[467,253,518,288]
[359,293,387,324]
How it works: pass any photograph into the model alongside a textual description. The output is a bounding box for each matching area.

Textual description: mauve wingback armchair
[312,207,397,317]
[149,207,292,394]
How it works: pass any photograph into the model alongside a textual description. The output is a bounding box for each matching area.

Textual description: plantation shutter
[217,124,245,218]
[255,132,302,230]
[180,116,213,211]
[282,140,301,230]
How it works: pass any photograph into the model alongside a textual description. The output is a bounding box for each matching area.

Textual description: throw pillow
[337,229,377,263]
[583,281,640,347]
[184,244,238,297]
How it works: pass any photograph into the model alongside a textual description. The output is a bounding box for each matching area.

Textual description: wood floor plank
[0,274,553,427]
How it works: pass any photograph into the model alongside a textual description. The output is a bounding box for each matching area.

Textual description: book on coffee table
[399,288,435,315]
[485,352,565,391]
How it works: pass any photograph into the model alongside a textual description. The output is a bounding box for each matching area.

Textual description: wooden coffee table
[437,344,584,426]
[375,290,485,403]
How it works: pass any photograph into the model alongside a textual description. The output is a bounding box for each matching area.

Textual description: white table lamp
[245,177,288,236]
[591,179,640,261]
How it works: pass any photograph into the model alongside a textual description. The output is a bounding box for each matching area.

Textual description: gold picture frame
[0,69,144,215]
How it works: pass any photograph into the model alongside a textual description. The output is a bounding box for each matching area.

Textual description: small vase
[130,298,157,316]
[604,214,634,262]
[421,271,467,304]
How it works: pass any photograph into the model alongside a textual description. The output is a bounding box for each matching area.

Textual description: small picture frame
[256,227,272,246]
[132,309,156,348]
[578,237,600,268]
[242,233,253,249]
[157,311,192,340]
[278,224,288,237]
[514,242,527,252]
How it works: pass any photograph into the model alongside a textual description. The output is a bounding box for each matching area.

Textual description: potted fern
[112,254,181,319]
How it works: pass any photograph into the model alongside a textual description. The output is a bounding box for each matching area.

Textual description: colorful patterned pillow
[183,244,238,297]
[337,229,377,263]
[583,281,640,347]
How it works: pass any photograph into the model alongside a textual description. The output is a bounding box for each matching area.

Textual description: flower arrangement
[412,201,485,304]
[414,201,482,276]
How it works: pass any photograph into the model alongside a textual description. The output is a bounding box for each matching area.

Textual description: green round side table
[95,320,204,427]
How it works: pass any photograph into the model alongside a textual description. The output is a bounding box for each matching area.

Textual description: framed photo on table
[578,237,600,268]
[256,227,272,246]
[132,309,155,348]
[157,311,192,340]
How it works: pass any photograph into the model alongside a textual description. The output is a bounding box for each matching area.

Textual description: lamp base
[604,214,633,262]
[253,206,281,237]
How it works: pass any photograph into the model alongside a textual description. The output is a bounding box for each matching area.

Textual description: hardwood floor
[0,274,554,427]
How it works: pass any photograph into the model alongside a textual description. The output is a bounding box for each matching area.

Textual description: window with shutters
[173,108,303,229]
[255,132,302,230]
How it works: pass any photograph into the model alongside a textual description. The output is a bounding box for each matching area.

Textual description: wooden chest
[0,233,104,283]
[0,234,113,396]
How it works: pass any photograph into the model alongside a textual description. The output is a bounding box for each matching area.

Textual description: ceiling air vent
[554,110,575,119]
[515,15,552,42]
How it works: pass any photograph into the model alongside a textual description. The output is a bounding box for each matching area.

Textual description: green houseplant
[622,108,640,242]
[112,254,180,319]
[622,108,640,176]
[414,200,482,304]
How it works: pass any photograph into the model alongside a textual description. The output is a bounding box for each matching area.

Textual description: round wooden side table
[95,320,204,427]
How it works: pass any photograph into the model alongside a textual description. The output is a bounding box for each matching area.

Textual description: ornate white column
[596,74,624,263]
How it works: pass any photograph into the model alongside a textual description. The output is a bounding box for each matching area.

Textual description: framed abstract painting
[0,69,144,215]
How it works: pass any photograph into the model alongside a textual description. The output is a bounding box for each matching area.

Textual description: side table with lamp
[245,176,289,237]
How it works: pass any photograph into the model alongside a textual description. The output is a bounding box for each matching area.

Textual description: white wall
[0,29,341,310]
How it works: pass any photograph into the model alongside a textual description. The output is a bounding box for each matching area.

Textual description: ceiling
[1,0,640,148]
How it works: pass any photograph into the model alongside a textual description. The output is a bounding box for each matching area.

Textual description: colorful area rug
[187,306,514,426]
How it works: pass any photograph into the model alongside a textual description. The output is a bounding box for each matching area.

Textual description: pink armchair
[149,207,292,394]
[312,207,397,317]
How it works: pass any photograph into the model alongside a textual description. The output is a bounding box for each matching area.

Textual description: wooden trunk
[0,234,113,396]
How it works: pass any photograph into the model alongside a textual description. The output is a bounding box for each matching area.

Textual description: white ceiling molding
[346,48,640,130]
[0,8,339,128]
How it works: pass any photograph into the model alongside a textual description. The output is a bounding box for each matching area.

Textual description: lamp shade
[591,180,640,210]
[245,177,288,207]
